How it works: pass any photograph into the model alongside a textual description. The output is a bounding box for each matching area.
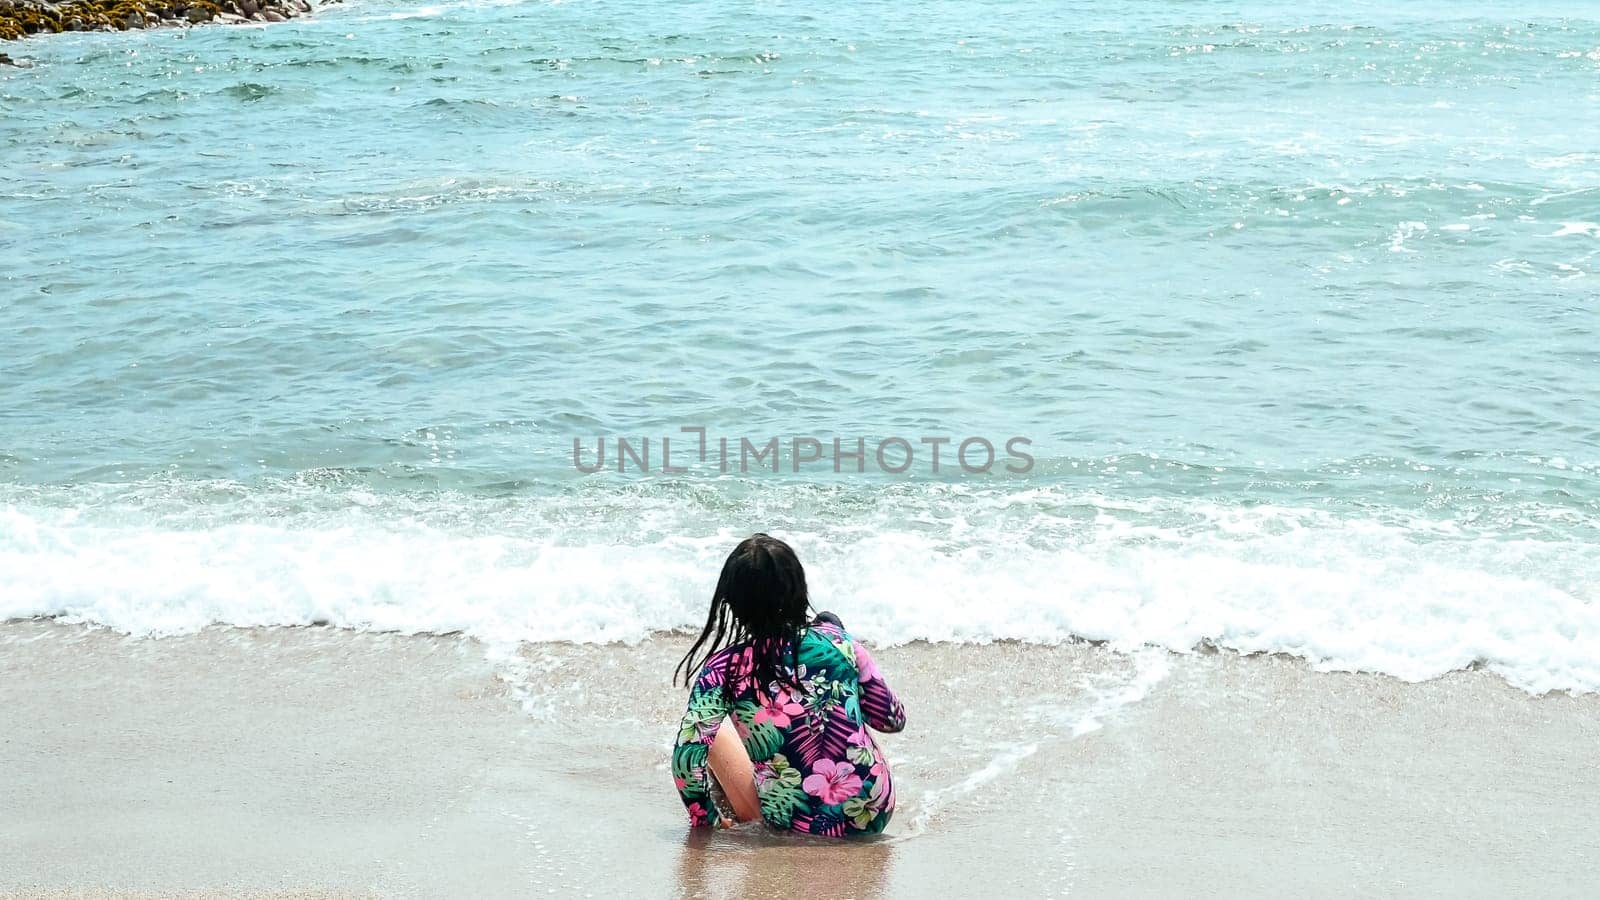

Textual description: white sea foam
[900,649,1171,837]
[1550,221,1599,237]
[900,742,1039,838]
[1,482,1597,694]
[1064,650,1172,737]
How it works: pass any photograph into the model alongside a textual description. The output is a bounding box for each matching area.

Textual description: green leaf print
[732,699,761,726]
[842,796,874,829]
[841,681,862,721]
[744,720,783,761]
[797,633,843,676]
[770,754,803,787]
[672,742,708,794]
[758,777,808,826]
[685,686,728,724]
[833,638,857,667]
[678,685,729,743]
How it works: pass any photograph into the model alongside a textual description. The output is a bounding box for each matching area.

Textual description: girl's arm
[671,662,731,827]
[854,640,906,733]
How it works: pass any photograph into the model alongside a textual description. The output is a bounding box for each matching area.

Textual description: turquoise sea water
[2,1,1598,690]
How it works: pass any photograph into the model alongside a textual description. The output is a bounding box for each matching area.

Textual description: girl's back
[673,619,905,836]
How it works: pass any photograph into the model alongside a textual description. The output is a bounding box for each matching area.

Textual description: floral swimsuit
[672,620,906,836]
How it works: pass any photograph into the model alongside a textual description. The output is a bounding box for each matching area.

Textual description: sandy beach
[3,621,1595,898]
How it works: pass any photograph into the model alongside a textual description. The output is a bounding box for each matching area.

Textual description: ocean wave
[1,479,1596,695]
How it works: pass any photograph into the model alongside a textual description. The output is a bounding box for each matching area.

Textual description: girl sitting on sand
[672,533,906,836]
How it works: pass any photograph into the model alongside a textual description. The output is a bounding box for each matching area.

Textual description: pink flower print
[687,802,710,824]
[846,726,875,765]
[754,689,805,729]
[802,760,863,806]
[870,765,894,810]
[727,647,755,690]
[870,757,888,782]
[857,647,881,683]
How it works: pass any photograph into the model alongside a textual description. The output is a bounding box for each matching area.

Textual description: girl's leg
[707,723,762,823]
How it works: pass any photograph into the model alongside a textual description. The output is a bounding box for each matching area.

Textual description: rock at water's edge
[2,0,314,40]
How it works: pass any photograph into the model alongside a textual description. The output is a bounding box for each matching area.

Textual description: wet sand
[2,622,1596,898]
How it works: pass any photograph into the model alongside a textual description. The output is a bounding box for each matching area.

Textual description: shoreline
[3,621,1597,897]
[11,614,1592,701]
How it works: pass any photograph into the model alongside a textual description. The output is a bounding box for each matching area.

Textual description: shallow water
[1,1,1598,689]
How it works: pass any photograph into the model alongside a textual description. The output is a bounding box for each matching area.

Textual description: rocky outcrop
[0,0,315,40]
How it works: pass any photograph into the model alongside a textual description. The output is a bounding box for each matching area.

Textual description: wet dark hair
[675,533,810,699]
